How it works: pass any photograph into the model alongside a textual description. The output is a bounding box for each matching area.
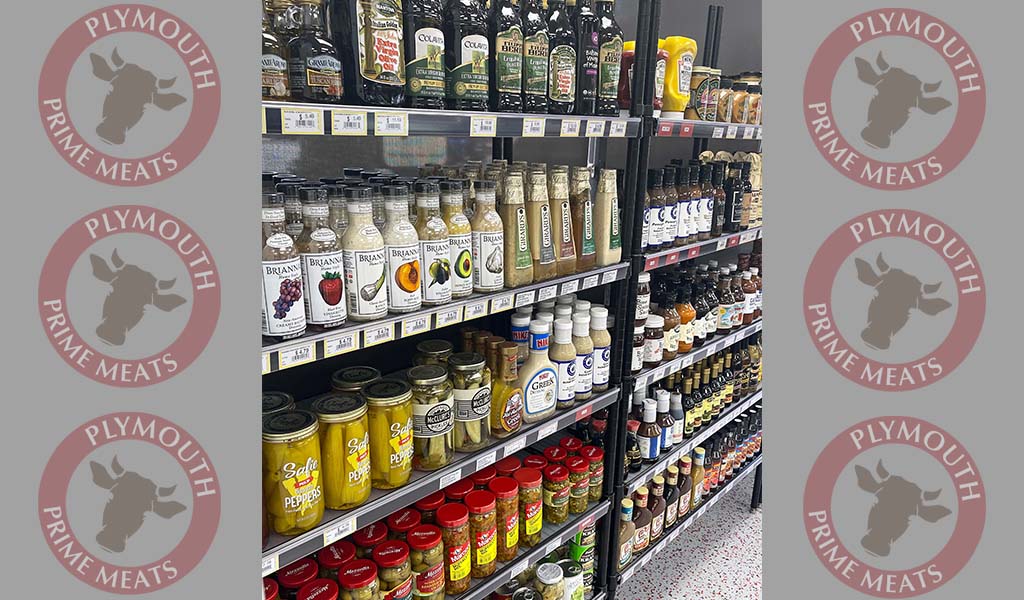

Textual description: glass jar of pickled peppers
[310,393,371,511]
[262,411,325,536]
[363,380,414,489]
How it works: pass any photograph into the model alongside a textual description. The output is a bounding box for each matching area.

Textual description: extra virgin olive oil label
[472,230,504,290]
[300,245,347,326]
[523,31,549,96]
[420,239,453,303]
[549,44,577,102]
[495,26,524,93]
[262,53,290,98]
[450,233,473,296]
[408,27,446,98]
[449,34,489,101]
[412,396,454,437]
[386,243,422,310]
[342,247,388,318]
[263,257,307,337]
[597,37,622,98]
[355,0,405,86]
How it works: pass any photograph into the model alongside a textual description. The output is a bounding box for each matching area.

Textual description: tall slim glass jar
[441,181,473,299]
[470,180,505,292]
[382,184,422,314]
[415,181,453,306]
[569,166,596,272]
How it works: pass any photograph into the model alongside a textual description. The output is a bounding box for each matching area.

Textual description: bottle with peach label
[381,184,421,314]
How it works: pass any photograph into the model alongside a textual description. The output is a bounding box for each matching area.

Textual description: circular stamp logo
[803,209,984,391]
[804,9,984,190]
[38,205,220,387]
[39,4,220,185]
[804,417,984,597]
[39,413,220,593]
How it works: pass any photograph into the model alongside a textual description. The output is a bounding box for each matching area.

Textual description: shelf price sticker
[560,119,582,137]
[503,436,527,456]
[582,274,600,290]
[756,128,763,140]
[262,554,279,577]
[712,126,725,139]
[262,108,267,134]
[332,110,367,135]
[439,470,462,489]
[657,121,675,136]
[575,404,593,422]
[477,450,497,469]
[601,270,618,285]
[670,527,682,541]
[742,126,755,140]
[726,125,739,139]
[522,117,546,137]
[715,238,728,251]
[323,516,357,546]
[435,307,463,327]
[470,115,497,137]
[686,246,701,259]
[644,256,661,271]
[609,120,628,137]
[586,120,606,137]
[664,252,680,266]
[681,355,694,368]
[402,315,431,337]
[655,539,667,555]
[622,566,635,583]
[374,112,409,136]
[545,540,561,556]
[739,231,756,244]
[464,299,488,320]
[510,561,529,580]
[281,108,323,135]
[678,122,694,137]
[325,331,358,357]
[514,290,536,308]
[537,285,558,302]
[279,344,316,370]
[539,421,559,440]
[560,279,580,295]
[491,294,514,313]
[727,235,740,248]
[578,512,597,532]
[363,323,394,347]
[262,353,271,375]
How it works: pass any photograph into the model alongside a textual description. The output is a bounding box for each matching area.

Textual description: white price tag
[363,324,394,347]
[279,344,315,369]
[609,120,628,137]
[682,355,694,368]
[623,566,635,582]
[375,112,409,136]
[539,421,559,439]
[511,561,529,579]
[655,540,667,554]
[740,231,755,243]
[715,239,728,251]
[491,294,515,313]
[464,300,488,320]
[439,470,462,489]
[756,128,763,140]
[585,120,606,137]
[435,307,463,327]
[477,451,497,469]
[683,518,692,530]
[640,554,651,567]
[670,527,681,541]
[515,290,537,308]
[560,279,580,295]
[537,285,558,302]
[601,270,618,285]
[323,516,357,546]
[742,126,755,140]
[545,540,561,555]
[325,331,357,357]
[712,126,725,139]
[560,119,582,137]
[755,322,762,332]
[582,274,600,289]
[332,110,367,135]
[262,554,279,577]
[470,115,497,137]
[522,117,546,137]
[402,315,430,337]
[726,125,739,139]
[281,108,323,135]
[262,353,271,375]
[504,437,527,456]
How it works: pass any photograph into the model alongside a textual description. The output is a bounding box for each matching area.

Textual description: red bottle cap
[414,490,446,512]
[277,558,318,589]
[543,447,568,464]
[544,464,569,483]
[522,455,549,470]
[495,456,522,477]
[579,446,604,464]
[406,524,443,551]
[435,503,469,528]
[513,467,543,489]
[559,436,583,454]
[444,478,475,502]
[565,456,589,474]
[297,579,339,600]
[338,560,378,591]
[372,540,410,568]
[487,476,519,500]
[470,466,497,488]
[317,540,356,569]
[352,521,388,548]
[264,578,279,600]
[386,508,421,535]
[464,490,497,514]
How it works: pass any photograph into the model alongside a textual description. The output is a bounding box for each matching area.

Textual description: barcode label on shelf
[546,540,561,555]
[560,279,580,295]
[325,332,358,357]
[756,128,763,139]
[539,421,559,439]
[281,109,323,135]
[402,315,430,337]
[582,274,600,289]
[470,115,497,137]
[439,470,462,489]
[586,120,606,137]
[537,285,558,302]
[740,231,756,243]
[279,344,315,370]
[726,125,739,139]
[515,290,536,307]
[504,437,527,455]
[491,295,514,312]
[716,239,727,251]
[682,355,694,368]
[670,527,682,541]
[435,307,463,327]
[522,117,546,137]
[742,126,755,140]
[332,110,367,136]
[375,112,408,136]
[262,353,271,375]
[323,516,357,546]
[609,120,628,137]
[262,554,278,577]
[655,540,667,554]
[477,451,497,469]
[601,270,618,285]
[262,109,268,134]
[560,119,582,137]
[464,300,488,320]
[363,324,394,347]
[712,127,725,139]
[511,561,529,579]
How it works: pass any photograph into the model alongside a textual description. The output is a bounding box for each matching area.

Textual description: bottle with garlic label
[441,180,473,299]
[381,184,422,313]
[297,187,347,327]
[342,186,389,321]
[262,192,307,339]
[572,312,594,402]
[527,169,558,281]
[550,319,578,411]
[501,172,534,287]
[414,181,452,306]
[548,166,577,276]
[471,180,504,292]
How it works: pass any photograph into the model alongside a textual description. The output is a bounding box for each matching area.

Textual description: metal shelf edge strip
[642,227,763,271]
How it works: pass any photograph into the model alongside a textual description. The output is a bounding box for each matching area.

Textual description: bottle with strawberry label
[262,192,307,339]
[297,187,347,328]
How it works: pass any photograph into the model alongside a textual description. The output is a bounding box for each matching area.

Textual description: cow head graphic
[90,249,188,346]
[854,52,952,149]
[854,253,951,350]
[855,460,952,558]
[89,48,188,145]
[89,456,187,553]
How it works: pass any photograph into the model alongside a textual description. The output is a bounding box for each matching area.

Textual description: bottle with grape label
[262,192,307,340]
[546,0,577,114]
[444,0,490,110]
[404,0,447,108]
[594,0,622,115]
[572,0,599,115]
[489,0,523,112]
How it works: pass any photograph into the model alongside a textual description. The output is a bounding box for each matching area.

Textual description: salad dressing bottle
[501,172,534,287]
[549,166,578,275]
[570,166,597,271]
[572,313,594,402]
[341,186,389,322]
[381,184,422,314]
[550,319,578,411]
[594,169,621,266]
[262,192,307,339]
[490,342,524,438]
[527,169,558,281]
[415,181,453,306]
[441,181,474,299]
[297,187,347,328]
[470,180,505,292]
[589,306,612,392]
[518,320,558,423]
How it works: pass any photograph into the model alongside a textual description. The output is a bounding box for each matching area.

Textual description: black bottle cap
[676,165,689,185]
[275,181,305,197]
[647,168,663,188]
[383,184,409,197]
[263,192,284,206]
[262,171,278,182]
[298,186,325,202]
[343,168,363,178]
[273,173,297,184]
[322,184,346,198]
[415,181,440,194]
[741,162,751,176]
[700,163,713,180]
[368,176,391,186]
[344,185,373,200]
[360,169,382,180]
[663,166,677,185]
[319,176,346,185]
[440,180,463,193]
[474,179,497,191]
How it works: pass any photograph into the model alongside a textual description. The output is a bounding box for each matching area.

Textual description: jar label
[633,524,650,551]
[666,203,679,243]
[474,526,497,565]
[301,250,347,326]
[672,420,685,446]
[355,0,405,86]
[407,27,445,98]
[678,52,694,94]
[293,54,343,92]
[447,540,470,581]
[412,397,454,437]
[571,476,590,497]
[262,257,307,337]
[499,390,523,433]
[538,204,556,265]
[652,514,664,539]
[472,230,504,290]
[495,26,524,93]
[523,367,557,416]
[262,53,289,98]
[642,336,663,364]
[386,243,422,311]
[581,200,596,256]
[575,352,593,395]
[593,345,610,386]
[680,489,691,515]
[389,417,415,468]
[523,31,549,96]
[343,247,388,319]
[504,512,519,548]
[543,484,570,507]
[681,320,694,345]
[523,500,543,535]
[637,434,660,460]
[598,37,622,99]
[449,34,489,101]
[449,232,473,296]
[635,293,650,321]
[558,201,575,258]
[618,538,633,569]
[383,575,413,600]
[648,204,663,248]
[414,557,445,595]
[455,387,491,421]
[549,44,577,103]
[630,342,644,373]
[347,431,372,485]
[663,324,679,356]
[280,455,322,515]
[554,358,577,406]
[609,195,621,249]
[654,57,666,102]
[666,502,677,527]
[419,239,452,303]
[515,207,532,269]
[660,425,672,451]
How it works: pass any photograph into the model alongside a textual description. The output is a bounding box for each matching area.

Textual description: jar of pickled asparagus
[262,411,325,536]
[363,380,414,489]
[448,352,493,453]
[332,366,382,393]
[408,365,455,471]
[310,393,371,511]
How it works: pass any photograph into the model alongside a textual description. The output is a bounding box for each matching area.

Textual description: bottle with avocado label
[594,0,622,115]
[444,0,490,110]
[521,0,549,113]
[404,0,446,108]
[546,0,577,114]
[330,0,405,106]
[572,0,599,115]
[489,0,524,112]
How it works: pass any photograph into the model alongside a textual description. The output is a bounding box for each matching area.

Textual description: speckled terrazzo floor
[617,475,762,600]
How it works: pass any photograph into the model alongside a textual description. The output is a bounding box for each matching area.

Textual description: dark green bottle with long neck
[444,0,490,110]
[489,0,524,112]
[595,0,622,115]
[521,0,549,113]
[404,0,446,108]
[330,0,406,106]
[573,0,599,115]
[288,1,345,104]
[546,0,577,114]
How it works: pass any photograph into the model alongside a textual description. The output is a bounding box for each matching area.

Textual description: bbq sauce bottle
[330,0,406,106]
[404,0,447,108]
[594,0,622,115]
[521,0,549,113]
[490,0,524,112]
[444,0,490,110]
[288,1,345,103]
[547,0,577,114]
[572,0,599,115]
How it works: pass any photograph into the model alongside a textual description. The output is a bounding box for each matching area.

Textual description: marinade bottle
[262,4,291,100]
[444,0,490,110]
[547,0,577,114]
[521,0,549,113]
[330,0,406,106]
[404,0,447,108]
[489,0,524,112]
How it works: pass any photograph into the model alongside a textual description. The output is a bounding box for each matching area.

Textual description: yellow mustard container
[662,36,698,116]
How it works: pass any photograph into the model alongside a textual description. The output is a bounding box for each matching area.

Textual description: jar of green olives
[542,465,570,525]
[448,352,493,453]
[407,525,445,600]
[413,492,445,526]
[318,540,356,580]
[337,559,382,600]
[415,340,454,366]
[387,508,422,542]
[277,558,318,600]
[407,365,455,471]
[565,456,591,514]
[264,578,279,600]
[297,579,339,600]
[353,522,388,559]
[372,541,413,599]
[534,563,565,600]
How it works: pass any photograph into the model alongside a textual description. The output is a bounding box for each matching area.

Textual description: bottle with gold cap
[491,342,525,438]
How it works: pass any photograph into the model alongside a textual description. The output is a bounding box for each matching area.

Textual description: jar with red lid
[297,579,338,600]
[514,467,543,548]
[407,525,444,600]
[387,508,422,541]
[277,558,318,600]
[265,578,280,600]
[470,465,497,489]
[353,522,388,559]
[414,491,445,525]
[565,457,591,514]
[579,446,605,501]
[494,456,521,477]
[437,503,471,595]
[487,477,519,562]
[543,446,568,465]
[318,540,356,579]
[338,559,382,600]
[464,490,498,578]
[543,465,570,525]
[372,541,413,599]
[522,454,548,471]
[444,478,475,503]
[559,436,583,456]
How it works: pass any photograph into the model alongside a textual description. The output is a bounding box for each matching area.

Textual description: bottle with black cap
[287,0,344,104]
[276,179,308,239]
[573,0,599,115]
[367,176,392,232]
[262,192,307,339]
[341,186,388,321]
[297,187,347,328]
[489,0,524,113]
[547,0,577,114]
[662,165,679,248]
[382,184,422,314]
[710,162,726,238]
[698,163,713,241]
[724,163,744,234]
[262,172,279,193]
[646,168,665,251]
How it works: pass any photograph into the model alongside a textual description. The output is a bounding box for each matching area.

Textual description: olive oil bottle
[288,1,345,103]
[404,0,446,108]
[595,0,623,115]
[444,0,490,110]
[521,0,549,113]
[546,0,577,114]
[489,0,524,112]
[330,0,406,106]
